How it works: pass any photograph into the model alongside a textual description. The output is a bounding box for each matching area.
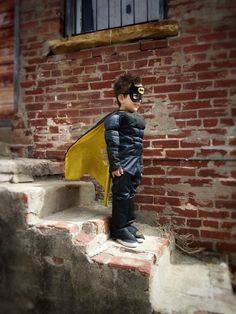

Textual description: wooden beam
[46,20,179,55]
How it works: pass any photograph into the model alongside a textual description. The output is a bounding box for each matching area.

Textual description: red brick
[57,94,77,101]
[25,103,44,111]
[37,111,58,119]
[221,118,234,126]
[221,221,236,229]
[165,150,195,158]
[45,150,65,159]
[135,195,154,204]
[215,200,236,209]
[156,48,175,56]
[183,81,212,90]
[213,60,236,68]
[141,187,165,196]
[29,119,48,127]
[169,92,197,101]
[201,230,231,240]
[103,71,123,80]
[108,257,152,277]
[198,70,228,80]
[154,177,181,185]
[187,219,202,228]
[90,81,111,90]
[184,62,211,72]
[215,79,236,88]
[152,140,179,148]
[183,44,211,53]
[216,242,236,252]
[154,84,181,93]
[199,210,229,219]
[108,63,121,71]
[155,196,181,206]
[143,148,163,157]
[199,108,227,118]
[143,167,165,175]
[182,100,210,111]
[231,108,236,116]
[168,130,192,138]
[25,88,44,95]
[198,90,227,99]
[140,177,153,185]
[57,77,78,84]
[203,220,219,228]
[140,39,168,50]
[172,217,186,225]
[173,208,198,218]
[198,169,226,178]
[198,32,226,42]
[81,56,102,66]
[168,167,196,176]
[188,198,213,208]
[229,50,236,58]
[180,140,209,148]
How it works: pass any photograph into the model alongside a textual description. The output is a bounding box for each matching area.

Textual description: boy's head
[113,73,144,112]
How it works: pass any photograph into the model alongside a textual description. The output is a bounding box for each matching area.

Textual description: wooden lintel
[47,20,179,55]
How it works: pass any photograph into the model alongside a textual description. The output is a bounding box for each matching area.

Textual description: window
[65,0,167,37]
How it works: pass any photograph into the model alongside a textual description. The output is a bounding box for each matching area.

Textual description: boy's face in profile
[118,94,141,113]
[118,83,144,113]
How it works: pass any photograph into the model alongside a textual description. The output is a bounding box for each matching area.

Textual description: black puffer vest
[104,111,145,175]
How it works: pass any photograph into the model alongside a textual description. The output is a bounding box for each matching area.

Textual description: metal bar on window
[65,0,75,36]
[75,0,82,34]
[82,0,94,33]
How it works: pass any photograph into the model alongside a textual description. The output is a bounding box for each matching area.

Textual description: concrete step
[36,204,111,257]
[0,158,63,182]
[1,178,235,313]
[35,206,235,313]
[34,205,172,313]
[0,180,96,223]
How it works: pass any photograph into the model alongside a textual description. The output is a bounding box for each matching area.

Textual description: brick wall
[13,0,236,270]
[0,0,14,120]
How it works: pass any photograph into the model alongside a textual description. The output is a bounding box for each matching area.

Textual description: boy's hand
[111,168,124,177]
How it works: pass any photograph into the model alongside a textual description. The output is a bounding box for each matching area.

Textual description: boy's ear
[118,94,125,104]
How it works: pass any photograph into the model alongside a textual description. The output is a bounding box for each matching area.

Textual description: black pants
[111,172,141,229]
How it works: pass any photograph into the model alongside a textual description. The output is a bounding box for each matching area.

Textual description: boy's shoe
[127,225,145,243]
[111,227,138,248]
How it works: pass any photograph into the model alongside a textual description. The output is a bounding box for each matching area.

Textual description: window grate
[65,0,167,37]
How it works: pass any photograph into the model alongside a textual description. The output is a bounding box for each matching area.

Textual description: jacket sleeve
[104,113,121,172]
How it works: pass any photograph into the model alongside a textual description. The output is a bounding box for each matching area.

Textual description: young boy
[104,73,145,248]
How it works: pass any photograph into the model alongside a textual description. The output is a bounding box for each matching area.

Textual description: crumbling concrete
[0,158,235,314]
[0,158,63,182]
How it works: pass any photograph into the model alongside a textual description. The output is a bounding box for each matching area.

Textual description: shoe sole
[137,238,144,243]
[116,239,138,248]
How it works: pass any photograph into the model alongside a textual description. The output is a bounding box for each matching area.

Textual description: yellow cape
[64,113,114,207]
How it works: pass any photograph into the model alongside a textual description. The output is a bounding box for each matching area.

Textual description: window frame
[65,0,167,37]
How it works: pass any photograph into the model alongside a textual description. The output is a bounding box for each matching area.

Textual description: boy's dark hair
[113,73,141,106]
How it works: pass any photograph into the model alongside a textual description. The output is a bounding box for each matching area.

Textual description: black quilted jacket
[104,111,145,175]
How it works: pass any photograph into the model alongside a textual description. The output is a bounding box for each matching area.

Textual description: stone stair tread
[1,179,97,224]
[154,261,236,314]
[91,235,170,277]
[40,205,110,224]
[1,179,90,189]
[36,205,110,235]
[0,158,63,175]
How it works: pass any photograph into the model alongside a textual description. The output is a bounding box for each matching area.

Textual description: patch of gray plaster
[145,100,177,135]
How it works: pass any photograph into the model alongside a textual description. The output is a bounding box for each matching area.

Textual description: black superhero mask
[128,82,144,103]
